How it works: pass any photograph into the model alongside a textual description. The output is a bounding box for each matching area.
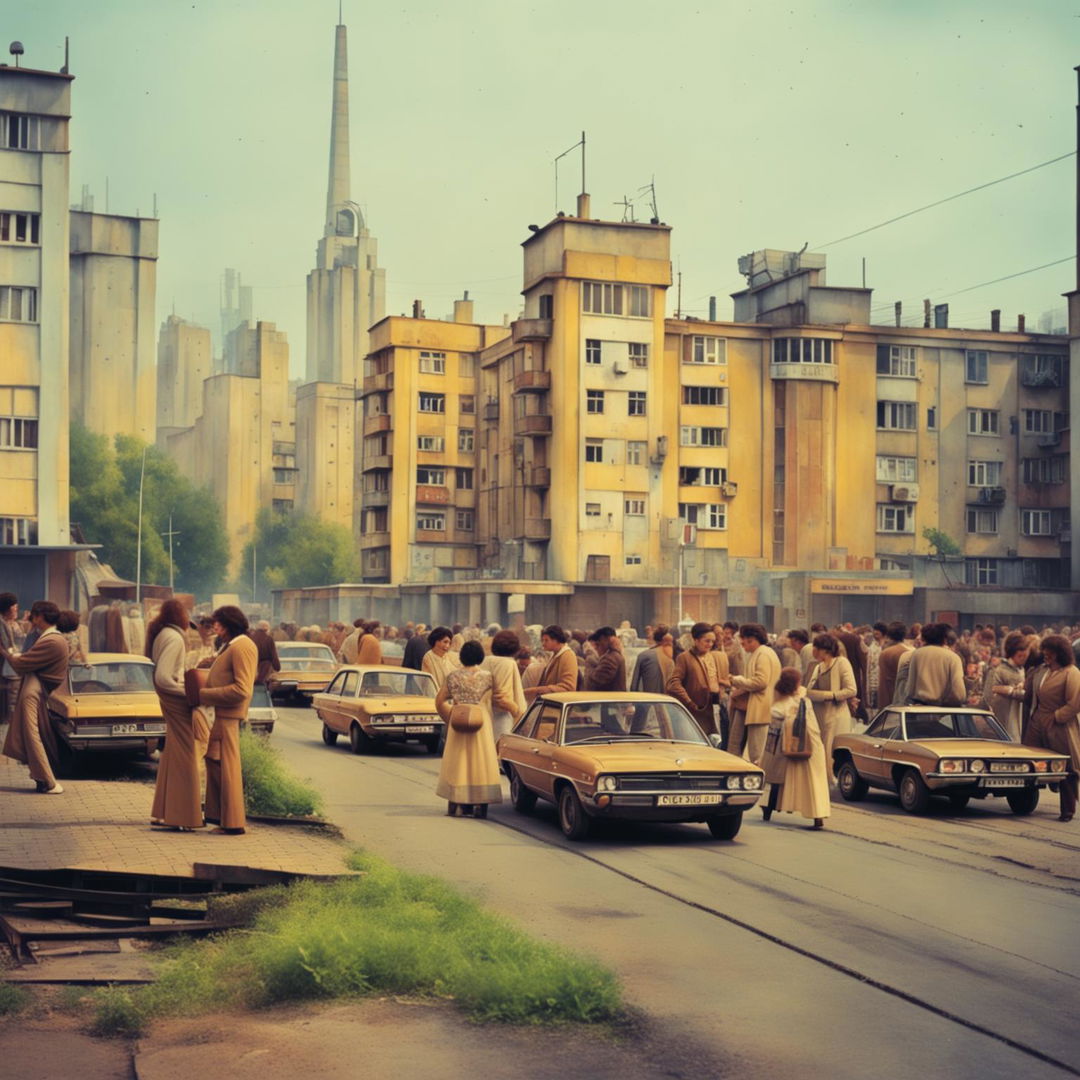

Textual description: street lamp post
[135,447,147,604]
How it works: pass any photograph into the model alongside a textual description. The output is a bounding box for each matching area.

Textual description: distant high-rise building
[220,267,252,373]
[156,314,212,439]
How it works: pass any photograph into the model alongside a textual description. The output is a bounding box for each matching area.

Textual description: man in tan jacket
[524,625,579,700]
[724,623,780,764]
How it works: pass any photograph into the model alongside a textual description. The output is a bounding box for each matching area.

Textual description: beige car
[312,665,444,754]
[267,641,339,704]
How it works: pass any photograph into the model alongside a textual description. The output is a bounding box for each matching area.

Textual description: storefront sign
[810,578,913,596]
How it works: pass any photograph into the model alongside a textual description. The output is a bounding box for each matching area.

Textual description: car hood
[49,692,161,718]
[911,739,1068,759]
[557,742,759,773]
[358,696,438,715]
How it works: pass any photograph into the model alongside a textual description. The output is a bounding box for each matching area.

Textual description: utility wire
[934,256,1072,299]
[814,151,1076,250]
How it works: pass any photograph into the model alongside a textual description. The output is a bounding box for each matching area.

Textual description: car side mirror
[708,733,723,749]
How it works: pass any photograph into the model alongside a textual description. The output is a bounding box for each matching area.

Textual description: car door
[332,671,360,733]
[857,710,903,786]
[514,703,563,799]
[316,672,345,727]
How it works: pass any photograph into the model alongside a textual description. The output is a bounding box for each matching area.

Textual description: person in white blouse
[482,629,527,742]
[422,626,461,691]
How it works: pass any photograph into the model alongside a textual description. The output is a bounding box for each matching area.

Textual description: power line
[935,256,1072,299]
[814,151,1076,250]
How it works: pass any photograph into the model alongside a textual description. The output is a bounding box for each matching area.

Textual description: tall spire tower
[324,21,350,238]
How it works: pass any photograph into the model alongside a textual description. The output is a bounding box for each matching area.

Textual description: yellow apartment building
[156,314,212,439]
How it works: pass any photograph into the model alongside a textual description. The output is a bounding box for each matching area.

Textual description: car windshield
[903,712,1009,741]
[70,663,156,694]
[561,701,709,745]
[358,671,435,698]
[278,645,336,669]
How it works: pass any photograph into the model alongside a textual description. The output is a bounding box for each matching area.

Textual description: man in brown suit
[724,623,781,764]
[668,622,729,737]
[896,622,965,706]
[585,627,626,692]
[249,621,281,685]
[524,625,579,699]
[876,622,910,709]
[0,601,68,793]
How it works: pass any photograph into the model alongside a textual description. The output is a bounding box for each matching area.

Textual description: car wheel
[321,724,338,746]
[349,722,373,755]
[836,759,869,802]
[510,768,538,813]
[1006,787,1039,816]
[557,784,591,840]
[898,769,930,814]
[707,811,743,840]
[947,793,970,810]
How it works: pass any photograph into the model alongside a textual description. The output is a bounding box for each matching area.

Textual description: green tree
[921,527,962,558]
[70,423,229,598]
[243,507,360,601]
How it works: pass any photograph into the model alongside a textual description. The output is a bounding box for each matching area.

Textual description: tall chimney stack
[576,192,591,218]
[990,309,1001,332]
[1018,313,1026,333]
[708,296,717,321]
[412,299,424,319]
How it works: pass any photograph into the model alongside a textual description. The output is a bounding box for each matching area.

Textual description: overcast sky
[15,1,1080,373]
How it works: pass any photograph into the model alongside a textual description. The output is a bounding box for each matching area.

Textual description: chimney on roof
[412,299,424,319]
[894,301,902,327]
[1018,313,1026,333]
[576,192,591,218]
[923,299,931,328]
[708,296,717,321]
[990,309,1001,332]
[934,304,949,329]
[453,291,474,324]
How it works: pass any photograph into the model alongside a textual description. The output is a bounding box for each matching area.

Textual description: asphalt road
[271,705,1080,1079]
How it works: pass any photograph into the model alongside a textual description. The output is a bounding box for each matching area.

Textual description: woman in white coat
[481,629,526,742]
[804,633,857,767]
[422,626,461,691]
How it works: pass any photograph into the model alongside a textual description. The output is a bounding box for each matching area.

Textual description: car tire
[510,768,538,814]
[947,793,970,810]
[349,722,373,755]
[321,724,338,746]
[898,768,931,814]
[836,759,869,802]
[557,784,591,840]
[707,811,743,840]
[1006,787,1039,816]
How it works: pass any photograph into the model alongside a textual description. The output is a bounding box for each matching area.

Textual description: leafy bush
[0,982,30,1017]
[240,727,323,818]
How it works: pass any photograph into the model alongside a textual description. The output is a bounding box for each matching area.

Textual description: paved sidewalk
[0,752,347,880]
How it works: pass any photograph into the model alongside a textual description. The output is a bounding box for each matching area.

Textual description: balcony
[1021,368,1061,389]
[483,400,500,421]
[523,465,551,488]
[364,414,391,433]
[363,490,390,507]
[272,441,296,456]
[514,412,553,436]
[364,371,394,393]
[359,531,390,550]
[523,517,552,541]
[513,369,551,393]
[976,487,1007,505]
[415,484,451,505]
[511,318,553,343]
[362,454,392,471]
[1036,432,1062,449]
[416,528,447,543]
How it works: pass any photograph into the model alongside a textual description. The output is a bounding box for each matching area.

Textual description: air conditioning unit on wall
[890,484,919,503]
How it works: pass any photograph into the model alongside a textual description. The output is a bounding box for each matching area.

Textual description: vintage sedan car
[497,692,764,841]
[48,653,165,759]
[833,705,1070,815]
[245,682,277,735]
[312,665,444,753]
[267,641,338,704]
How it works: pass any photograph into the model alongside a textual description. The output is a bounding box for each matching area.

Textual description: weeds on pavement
[0,982,31,1017]
[240,727,323,818]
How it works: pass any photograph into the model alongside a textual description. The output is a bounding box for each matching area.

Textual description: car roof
[878,706,993,714]
[538,692,676,704]
[82,653,153,665]
[278,641,334,650]
[336,665,430,677]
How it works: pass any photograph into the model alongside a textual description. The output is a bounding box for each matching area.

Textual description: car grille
[989,761,1032,773]
[616,773,729,792]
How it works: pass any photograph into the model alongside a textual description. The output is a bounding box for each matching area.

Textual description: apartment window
[365,508,388,532]
[965,350,989,384]
[416,467,446,485]
[418,392,445,413]
[585,339,601,365]
[679,466,728,486]
[966,508,1000,534]
[0,516,37,545]
[582,281,625,315]
[627,285,650,317]
[1022,456,1067,484]
[689,336,726,364]
[458,428,474,452]
[628,391,647,416]
[625,554,643,566]
[876,401,916,430]
[1021,509,1053,536]
[927,406,937,430]
[369,471,390,492]
[628,342,648,368]
[585,502,601,517]
[459,354,477,378]
[706,504,727,530]
[678,503,702,525]
[455,467,473,490]
[272,499,293,513]
[1023,558,1069,588]
[1021,354,1065,386]
[0,286,38,323]
[774,338,833,364]
[272,468,296,484]
[680,426,726,447]
[417,435,445,452]
[417,512,446,532]
[875,456,917,483]
[0,212,40,245]
[584,439,603,463]
[538,294,553,319]
[459,394,475,415]
[1,113,40,151]
[0,416,37,449]
[876,504,914,533]
[624,496,646,516]
[967,460,1003,486]
[876,344,917,377]
[626,440,646,466]
[456,509,475,531]
[418,351,446,374]
[683,385,727,406]
[586,389,605,414]
[965,558,999,587]
[1023,409,1056,434]
[966,409,999,436]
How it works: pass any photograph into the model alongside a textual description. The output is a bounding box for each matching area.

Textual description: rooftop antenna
[639,177,660,223]
[553,131,585,212]
[615,195,635,223]
[9,41,23,68]
[62,36,69,74]
[339,0,343,23]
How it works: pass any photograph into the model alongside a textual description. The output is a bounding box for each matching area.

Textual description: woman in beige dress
[435,641,503,818]
[760,667,830,828]
[148,599,202,830]
[481,629,526,742]
[804,633,857,767]
[422,626,461,690]
[982,631,1029,741]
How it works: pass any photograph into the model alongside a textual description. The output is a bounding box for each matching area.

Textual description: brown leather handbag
[184,667,208,708]
[449,703,484,733]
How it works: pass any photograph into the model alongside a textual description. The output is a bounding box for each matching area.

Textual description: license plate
[405,725,434,734]
[657,793,723,806]
[980,778,1026,788]
[111,723,140,735]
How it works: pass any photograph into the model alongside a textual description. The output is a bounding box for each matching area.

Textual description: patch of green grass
[0,982,31,1017]
[88,852,621,1036]
[239,727,323,818]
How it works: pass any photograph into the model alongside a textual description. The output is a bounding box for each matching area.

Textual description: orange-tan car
[312,665,444,754]
[497,692,764,841]
[47,653,165,759]
[268,641,339,704]
[832,706,1070,815]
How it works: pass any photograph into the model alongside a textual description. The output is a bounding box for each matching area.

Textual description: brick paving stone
[0,752,348,880]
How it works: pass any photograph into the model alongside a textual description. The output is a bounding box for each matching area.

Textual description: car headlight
[743,774,762,791]
[939,759,966,774]
[1032,760,1048,773]
[727,775,743,790]
[596,775,617,793]
[970,759,986,774]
